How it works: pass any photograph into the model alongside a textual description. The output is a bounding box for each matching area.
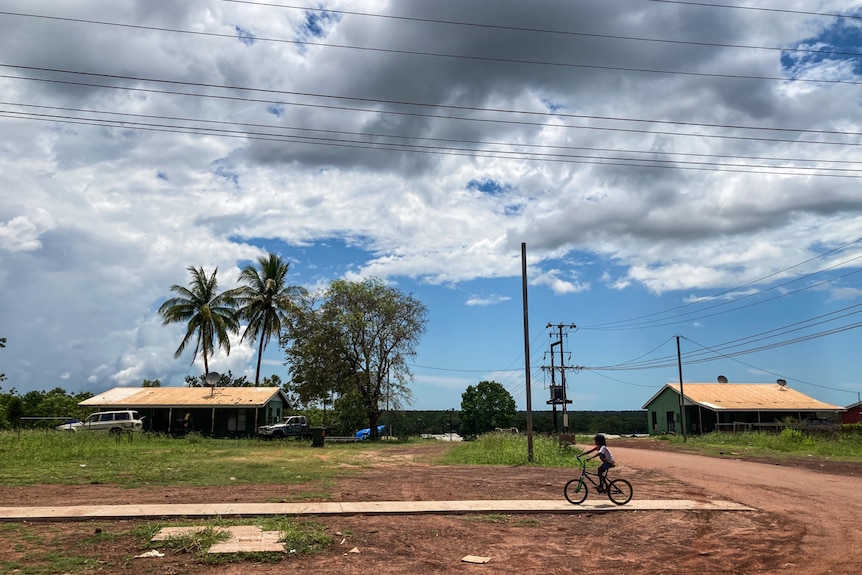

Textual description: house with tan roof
[642,378,845,435]
[79,386,291,437]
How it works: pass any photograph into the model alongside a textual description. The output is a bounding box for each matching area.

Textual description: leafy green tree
[260,373,283,389]
[13,388,93,428]
[142,379,161,387]
[0,388,22,430]
[158,266,239,375]
[460,380,517,436]
[233,253,307,385]
[331,386,369,435]
[283,301,353,410]
[284,278,428,439]
[184,370,249,387]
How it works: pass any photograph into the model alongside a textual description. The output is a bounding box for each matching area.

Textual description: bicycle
[564,454,633,505]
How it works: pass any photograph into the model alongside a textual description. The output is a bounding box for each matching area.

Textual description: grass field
[1,429,859,574]
[2,429,859,488]
[663,427,862,460]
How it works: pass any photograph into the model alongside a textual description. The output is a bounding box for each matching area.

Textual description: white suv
[56,410,145,433]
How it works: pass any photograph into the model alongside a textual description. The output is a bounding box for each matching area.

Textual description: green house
[642,380,844,435]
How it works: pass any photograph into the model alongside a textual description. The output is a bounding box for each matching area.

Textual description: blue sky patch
[235,25,256,47]
[503,204,523,216]
[301,10,340,38]
[781,16,862,76]
[268,103,285,117]
[542,98,565,113]
[467,178,511,195]
[213,159,239,187]
[228,236,373,286]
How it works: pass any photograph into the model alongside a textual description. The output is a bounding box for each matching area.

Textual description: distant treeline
[382,410,647,437]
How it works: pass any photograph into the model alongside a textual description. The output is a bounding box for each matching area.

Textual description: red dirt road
[615,446,862,574]
[1,441,860,574]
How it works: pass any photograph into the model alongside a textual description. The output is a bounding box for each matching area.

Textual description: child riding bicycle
[582,434,615,492]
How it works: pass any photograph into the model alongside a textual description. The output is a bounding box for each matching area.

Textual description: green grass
[0,430,404,487]
[0,521,119,575]
[2,428,860,574]
[139,516,332,564]
[4,429,858,489]
[0,516,334,573]
[663,429,862,460]
[443,434,584,467]
[443,431,862,467]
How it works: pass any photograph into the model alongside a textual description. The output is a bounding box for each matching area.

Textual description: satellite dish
[205,372,220,386]
[717,375,728,383]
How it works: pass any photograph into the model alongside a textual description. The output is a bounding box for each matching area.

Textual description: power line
[7,107,859,178]
[3,69,862,177]
[5,101,860,167]
[10,6,862,62]
[645,0,862,20]
[5,64,862,142]
[587,266,862,333]
[582,238,862,331]
[680,335,859,394]
[586,313,862,372]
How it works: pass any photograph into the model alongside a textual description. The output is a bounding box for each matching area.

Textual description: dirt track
[616,445,861,574]
[0,441,860,574]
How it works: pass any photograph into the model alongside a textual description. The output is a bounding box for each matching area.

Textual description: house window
[651,411,657,430]
[666,411,675,432]
[227,410,247,432]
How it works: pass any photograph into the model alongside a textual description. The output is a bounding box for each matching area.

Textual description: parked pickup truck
[257,415,311,439]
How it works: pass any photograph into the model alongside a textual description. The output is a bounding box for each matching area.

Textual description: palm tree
[158,266,240,375]
[234,253,307,385]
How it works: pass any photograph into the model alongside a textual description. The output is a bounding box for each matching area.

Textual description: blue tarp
[355,425,386,440]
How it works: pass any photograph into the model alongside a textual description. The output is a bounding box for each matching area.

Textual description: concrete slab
[0,499,754,522]
[151,525,284,554]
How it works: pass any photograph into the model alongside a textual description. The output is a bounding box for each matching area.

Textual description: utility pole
[546,323,576,432]
[549,343,558,433]
[521,243,534,463]
[676,336,687,442]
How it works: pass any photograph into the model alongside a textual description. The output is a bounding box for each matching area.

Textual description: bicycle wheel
[607,478,633,505]
[564,478,588,504]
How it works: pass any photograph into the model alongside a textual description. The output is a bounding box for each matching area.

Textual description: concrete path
[0,499,753,522]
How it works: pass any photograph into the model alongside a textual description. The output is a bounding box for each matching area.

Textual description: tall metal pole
[521,243,534,463]
[548,325,575,432]
[550,341,558,433]
[676,336,687,442]
[558,325,569,432]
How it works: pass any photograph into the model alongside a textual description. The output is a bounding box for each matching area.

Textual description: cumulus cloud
[466,294,511,306]
[532,269,589,295]
[1,0,861,401]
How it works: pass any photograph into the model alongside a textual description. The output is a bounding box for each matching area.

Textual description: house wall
[645,388,684,435]
[261,396,287,425]
[841,406,862,425]
[104,400,284,437]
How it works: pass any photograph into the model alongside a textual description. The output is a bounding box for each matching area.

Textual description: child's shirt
[598,445,614,464]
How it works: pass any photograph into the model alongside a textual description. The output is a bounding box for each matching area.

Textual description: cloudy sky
[2,0,862,413]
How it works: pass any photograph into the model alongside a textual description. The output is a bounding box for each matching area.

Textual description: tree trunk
[369,410,380,440]
[255,334,265,385]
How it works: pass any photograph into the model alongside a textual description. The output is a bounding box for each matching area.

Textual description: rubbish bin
[311,427,325,447]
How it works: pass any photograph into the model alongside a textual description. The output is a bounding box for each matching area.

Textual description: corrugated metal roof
[80,387,285,408]
[664,383,844,411]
